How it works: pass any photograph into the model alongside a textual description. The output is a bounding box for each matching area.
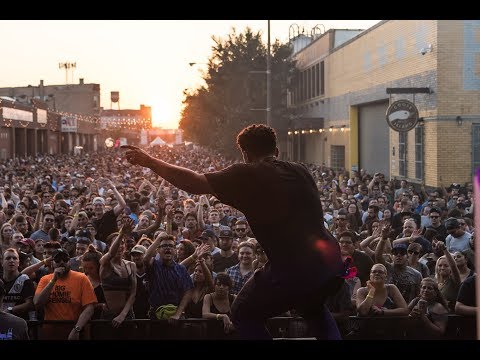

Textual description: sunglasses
[430,215,439,219]
[44,218,55,222]
[159,244,175,249]
[408,250,420,255]
[236,228,246,232]
[370,270,385,274]
[53,256,69,263]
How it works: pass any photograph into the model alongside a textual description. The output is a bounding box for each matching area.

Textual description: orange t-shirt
[35,271,97,321]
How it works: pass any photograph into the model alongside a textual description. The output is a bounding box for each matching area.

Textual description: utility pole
[59,62,76,84]
[266,20,271,127]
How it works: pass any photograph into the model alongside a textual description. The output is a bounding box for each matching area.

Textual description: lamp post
[249,20,271,126]
[266,19,271,127]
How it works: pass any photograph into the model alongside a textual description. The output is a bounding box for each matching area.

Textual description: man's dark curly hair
[236,124,277,158]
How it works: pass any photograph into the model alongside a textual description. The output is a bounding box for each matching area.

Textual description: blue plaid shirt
[226,264,254,295]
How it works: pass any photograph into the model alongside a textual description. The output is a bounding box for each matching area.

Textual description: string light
[100,115,152,130]
[287,126,350,135]
[1,97,151,132]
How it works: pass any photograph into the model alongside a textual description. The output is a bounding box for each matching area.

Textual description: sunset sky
[0,20,380,129]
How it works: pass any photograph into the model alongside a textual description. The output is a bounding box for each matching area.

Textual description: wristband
[49,279,56,286]
[216,314,220,320]
[367,294,374,299]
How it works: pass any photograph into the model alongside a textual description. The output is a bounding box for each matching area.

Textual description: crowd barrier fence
[25,315,476,340]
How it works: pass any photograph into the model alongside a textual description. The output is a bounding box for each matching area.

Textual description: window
[473,124,480,176]
[399,131,407,177]
[415,127,423,180]
[331,145,345,171]
[314,63,320,97]
[300,70,305,102]
[307,67,311,100]
[320,61,325,95]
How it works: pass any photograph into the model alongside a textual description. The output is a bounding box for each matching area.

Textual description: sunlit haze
[0,20,380,129]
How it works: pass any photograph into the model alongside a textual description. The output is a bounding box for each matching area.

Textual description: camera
[420,48,427,55]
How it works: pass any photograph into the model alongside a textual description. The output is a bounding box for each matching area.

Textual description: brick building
[0,79,100,157]
[286,20,480,187]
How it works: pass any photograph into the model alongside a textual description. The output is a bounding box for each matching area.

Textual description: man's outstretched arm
[122,145,214,195]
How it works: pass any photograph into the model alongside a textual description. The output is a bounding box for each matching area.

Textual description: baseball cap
[444,217,460,230]
[399,211,412,218]
[75,229,91,239]
[61,236,77,244]
[219,229,233,238]
[130,245,147,255]
[391,243,408,255]
[52,248,70,260]
[93,197,105,205]
[199,229,216,240]
[19,238,35,250]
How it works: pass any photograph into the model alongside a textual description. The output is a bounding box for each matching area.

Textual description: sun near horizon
[151,98,181,129]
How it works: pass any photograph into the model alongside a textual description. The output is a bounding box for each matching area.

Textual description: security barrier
[25,315,476,340]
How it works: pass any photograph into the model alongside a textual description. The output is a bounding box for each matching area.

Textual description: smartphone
[418,299,427,313]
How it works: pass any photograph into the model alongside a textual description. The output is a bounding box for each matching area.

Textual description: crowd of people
[0,143,476,340]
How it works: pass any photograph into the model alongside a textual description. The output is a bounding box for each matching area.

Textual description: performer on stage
[122,124,344,339]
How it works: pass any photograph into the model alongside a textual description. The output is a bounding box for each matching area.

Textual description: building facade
[0,79,100,157]
[287,20,480,187]
[99,105,152,147]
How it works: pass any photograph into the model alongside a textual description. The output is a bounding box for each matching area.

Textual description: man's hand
[121,145,152,167]
[53,267,65,280]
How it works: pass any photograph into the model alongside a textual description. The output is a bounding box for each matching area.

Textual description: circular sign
[105,137,114,148]
[386,100,419,132]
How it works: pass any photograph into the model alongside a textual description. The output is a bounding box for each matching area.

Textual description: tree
[179,27,298,158]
